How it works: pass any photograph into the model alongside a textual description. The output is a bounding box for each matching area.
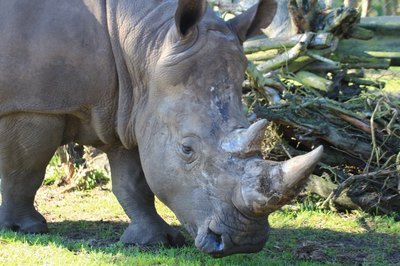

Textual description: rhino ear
[228,0,277,43]
[175,0,208,38]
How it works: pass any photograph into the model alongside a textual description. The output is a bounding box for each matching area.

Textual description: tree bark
[325,0,333,8]
[344,0,357,8]
[361,0,370,17]
[384,0,397,15]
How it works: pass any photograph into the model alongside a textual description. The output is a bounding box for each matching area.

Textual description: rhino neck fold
[105,0,175,148]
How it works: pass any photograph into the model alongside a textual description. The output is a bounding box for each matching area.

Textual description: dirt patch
[293,239,368,264]
[48,220,127,243]
[267,226,399,265]
[292,235,399,265]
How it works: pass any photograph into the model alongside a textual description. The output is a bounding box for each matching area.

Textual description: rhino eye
[179,137,199,163]
[181,144,193,155]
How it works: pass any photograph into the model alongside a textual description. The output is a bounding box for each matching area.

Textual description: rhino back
[0,0,116,115]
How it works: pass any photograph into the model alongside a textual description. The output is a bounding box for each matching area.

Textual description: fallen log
[244,33,335,53]
[257,33,314,73]
[295,71,332,92]
[306,174,360,210]
[304,58,392,71]
[359,16,400,32]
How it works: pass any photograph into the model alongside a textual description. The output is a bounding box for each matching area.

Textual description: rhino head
[134,0,323,257]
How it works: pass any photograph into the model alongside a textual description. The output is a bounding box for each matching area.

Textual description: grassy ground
[371,66,400,94]
[0,185,399,266]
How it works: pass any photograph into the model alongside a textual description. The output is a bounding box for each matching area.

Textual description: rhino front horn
[280,146,324,189]
[232,146,324,217]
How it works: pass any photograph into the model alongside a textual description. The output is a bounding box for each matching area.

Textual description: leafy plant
[44,151,111,191]
[75,169,110,191]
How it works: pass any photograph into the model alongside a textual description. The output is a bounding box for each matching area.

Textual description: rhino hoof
[0,207,49,234]
[0,219,48,234]
[121,222,186,247]
[19,220,49,234]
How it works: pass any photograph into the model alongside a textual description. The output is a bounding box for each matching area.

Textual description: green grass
[383,74,400,93]
[1,186,399,265]
[369,67,400,94]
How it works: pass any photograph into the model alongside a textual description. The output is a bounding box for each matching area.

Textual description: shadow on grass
[267,227,399,265]
[47,220,190,248]
[1,220,399,265]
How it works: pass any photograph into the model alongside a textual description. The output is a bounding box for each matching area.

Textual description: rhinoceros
[0,0,323,257]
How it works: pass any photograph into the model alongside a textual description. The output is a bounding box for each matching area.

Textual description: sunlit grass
[369,67,400,93]
[1,186,398,265]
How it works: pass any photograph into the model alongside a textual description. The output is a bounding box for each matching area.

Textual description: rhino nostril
[206,228,225,257]
[195,224,226,256]
[209,229,223,246]
[209,228,222,245]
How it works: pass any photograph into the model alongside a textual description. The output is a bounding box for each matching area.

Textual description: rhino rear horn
[175,0,208,37]
[221,119,268,157]
[228,0,277,42]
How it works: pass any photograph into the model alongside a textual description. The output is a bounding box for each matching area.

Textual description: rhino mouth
[194,214,269,257]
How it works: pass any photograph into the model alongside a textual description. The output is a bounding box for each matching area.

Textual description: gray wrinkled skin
[0,0,322,257]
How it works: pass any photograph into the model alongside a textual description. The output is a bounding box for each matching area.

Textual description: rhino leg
[0,114,64,233]
[107,148,186,247]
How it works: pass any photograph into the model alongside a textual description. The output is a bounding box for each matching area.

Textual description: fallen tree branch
[295,71,332,92]
[240,1,400,213]
[244,33,334,53]
[257,33,315,73]
[246,62,286,91]
[332,169,398,199]
[306,174,360,210]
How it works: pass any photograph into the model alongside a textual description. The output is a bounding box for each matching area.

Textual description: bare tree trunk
[325,0,333,8]
[361,0,370,17]
[384,0,397,15]
[344,0,357,8]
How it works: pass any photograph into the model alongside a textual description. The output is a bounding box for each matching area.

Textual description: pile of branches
[214,0,400,214]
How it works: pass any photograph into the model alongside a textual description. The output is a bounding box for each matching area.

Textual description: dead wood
[240,0,400,213]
